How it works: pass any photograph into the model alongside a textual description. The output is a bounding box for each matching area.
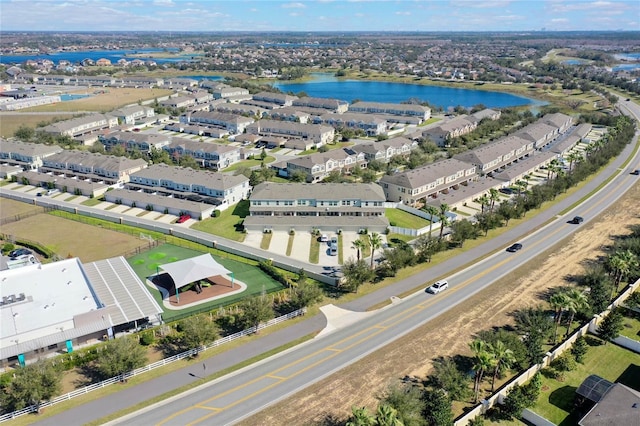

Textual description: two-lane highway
[111,139,640,425]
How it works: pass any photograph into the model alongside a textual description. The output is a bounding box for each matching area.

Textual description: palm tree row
[469,338,516,402]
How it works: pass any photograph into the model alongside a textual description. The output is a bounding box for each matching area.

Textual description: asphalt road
[106,129,639,426]
[23,100,640,425]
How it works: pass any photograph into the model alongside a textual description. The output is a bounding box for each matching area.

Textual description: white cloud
[551,18,569,23]
[282,2,306,8]
[449,0,512,9]
[153,0,174,6]
[395,11,411,16]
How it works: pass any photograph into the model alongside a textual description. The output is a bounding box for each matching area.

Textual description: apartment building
[292,97,349,113]
[245,119,335,146]
[317,112,388,136]
[211,84,250,100]
[127,163,250,209]
[421,115,478,146]
[379,158,477,205]
[109,105,155,125]
[0,139,63,170]
[453,135,534,176]
[282,148,367,182]
[98,131,172,154]
[266,107,311,124]
[349,101,431,122]
[163,138,241,170]
[40,150,148,185]
[348,137,418,163]
[40,114,119,138]
[249,92,298,107]
[243,182,389,233]
[181,111,255,134]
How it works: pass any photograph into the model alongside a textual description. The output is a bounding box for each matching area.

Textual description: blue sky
[1,0,638,32]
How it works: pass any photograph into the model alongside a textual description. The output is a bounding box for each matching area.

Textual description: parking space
[121,207,145,217]
[269,231,290,257]
[108,205,131,214]
[155,214,178,224]
[290,232,311,263]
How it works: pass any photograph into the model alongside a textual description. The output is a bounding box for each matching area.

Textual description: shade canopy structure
[158,254,231,290]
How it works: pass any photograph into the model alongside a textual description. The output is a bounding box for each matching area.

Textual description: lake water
[0,48,195,65]
[273,74,542,110]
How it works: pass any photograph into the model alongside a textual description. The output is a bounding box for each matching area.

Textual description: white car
[319,234,329,242]
[426,280,449,294]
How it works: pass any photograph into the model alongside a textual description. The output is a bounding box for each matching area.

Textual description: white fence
[454,279,639,426]
[0,308,306,423]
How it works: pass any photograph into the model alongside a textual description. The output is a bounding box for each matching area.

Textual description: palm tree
[470,339,494,402]
[608,249,639,300]
[546,159,560,181]
[351,239,366,262]
[478,194,490,214]
[566,151,582,171]
[368,232,383,270]
[564,288,589,338]
[347,406,375,426]
[437,203,450,240]
[375,404,404,426]
[549,290,569,343]
[489,340,515,392]
[424,204,439,239]
[514,180,528,196]
[489,188,500,212]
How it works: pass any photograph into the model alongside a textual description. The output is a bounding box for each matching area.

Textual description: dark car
[9,248,33,258]
[506,243,523,253]
[571,216,584,224]
[632,169,640,175]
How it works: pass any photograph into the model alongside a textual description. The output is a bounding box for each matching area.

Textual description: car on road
[426,280,449,294]
[570,216,584,224]
[9,248,33,259]
[632,169,640,175]
[506,243,523,253]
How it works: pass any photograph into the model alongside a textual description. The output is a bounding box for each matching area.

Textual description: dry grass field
[0,199,144,262]
[0,113,80,138]
[21,87,173,112]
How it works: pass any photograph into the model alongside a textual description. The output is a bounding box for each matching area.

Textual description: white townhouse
[421,115,478,147]
[211,84,251,100]
[249,92,298,107]
[0,139,63,170]
[453,135,534,176]
[317,112,388,136]
[181,111,255,134]
[40,150,148,185]
[282,149,367,182]
[246,119,335,146]
[127,164,250,210]
[109,105,155,125]
[348,137,418,163]
[40,114,119,138]
[379,158,477,206]
[349,101,431,122]
[160,95,197,109]
[292,97,349,113]
[98,131,172,154]
[243,182,389,233]
[163,138,241,170]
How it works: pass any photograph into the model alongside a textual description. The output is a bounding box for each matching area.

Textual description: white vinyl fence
[0,308,306,423]
[454,279,639,426]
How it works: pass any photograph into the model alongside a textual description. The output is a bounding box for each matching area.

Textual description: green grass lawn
[190,200,248,242]
[222,156,275,172]
[260,232,272,250]
[531,336,640,425]
[620,308,640,340]
[385,208,432,229]
[80,197,104,207]
[309,237,320,264]
[127,243,284,322]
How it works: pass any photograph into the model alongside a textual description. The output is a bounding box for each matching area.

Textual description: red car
[177,214,191,223]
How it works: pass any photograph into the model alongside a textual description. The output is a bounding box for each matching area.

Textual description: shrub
[552,353,576,373]
[571,336,588,363]
[2,243,15,254]
[140,331,156,346]
[212,209,221,217]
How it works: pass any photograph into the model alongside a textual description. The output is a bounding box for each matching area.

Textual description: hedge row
[259,260,295,288]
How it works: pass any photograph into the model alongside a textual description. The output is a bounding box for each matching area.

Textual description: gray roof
[188,111,254,125]
[379,158,476,189]
[252,92,298,105]
[349,101,430,114]
[43,150,148,173]
[131,163,249,190]
[247,119,334,136]
[515,122,557,142]
[167,138,239,154]
[454,136,529,165]
[286,148,359,169]
[320,112,387,125]
[471,108,500,121]
[492,151,556,180]
[0,138,63,158]
[293,97,348,110]
[81,256,163,324]
[576,375,615,403]
[250,182,387,201]
[579,383,640,426]
[542,112,573,129]
[42,113,113,133]
[107,188,215,211]
[573,123,593,138]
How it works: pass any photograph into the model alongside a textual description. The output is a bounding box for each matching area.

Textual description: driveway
[340,232,361,263]
[290,231,311,263]
[268,231,290,257]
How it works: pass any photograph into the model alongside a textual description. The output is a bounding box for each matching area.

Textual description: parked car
[329,242,338,256]
[426,280,449,294]
[330,236,338,245]
[9,248,32,259]
[177,214,191,224]
[571,216,584,224]
[319,234,329,242]
[506,243,523,253]
[36,192,43,197]
[45,188,59,196]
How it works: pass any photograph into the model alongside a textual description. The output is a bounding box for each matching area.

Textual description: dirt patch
[242,182,640,426]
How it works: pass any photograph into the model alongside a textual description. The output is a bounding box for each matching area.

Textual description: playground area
[126,243,285,321]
